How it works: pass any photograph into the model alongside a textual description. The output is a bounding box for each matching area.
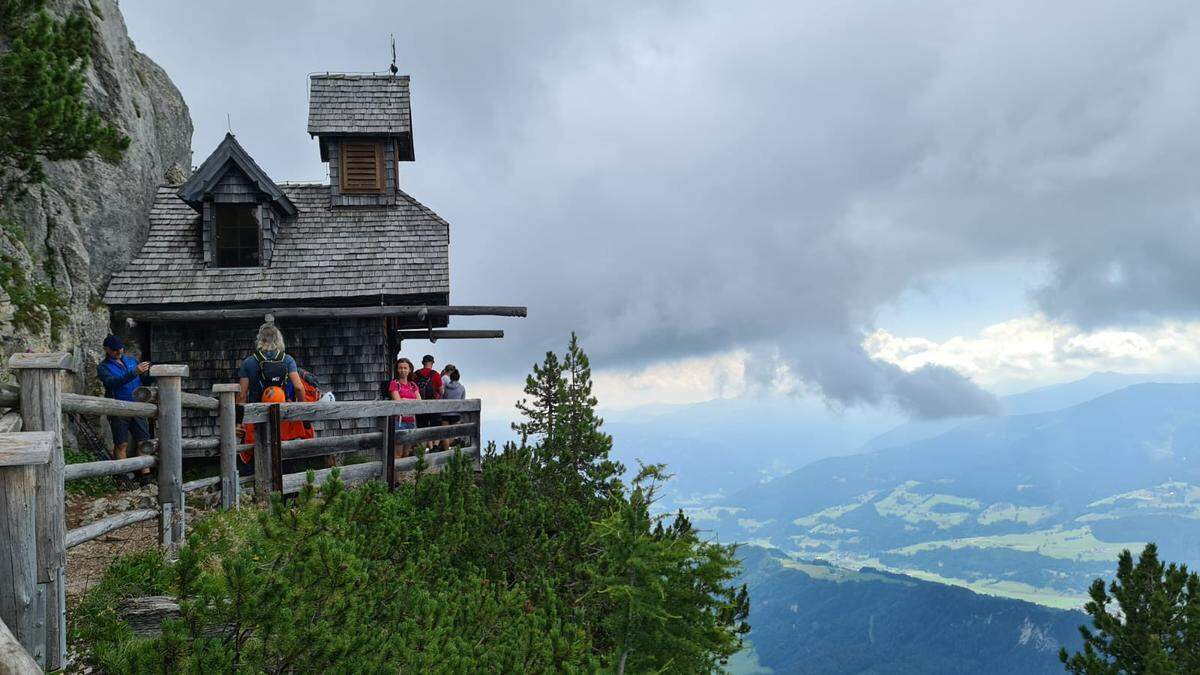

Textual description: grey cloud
[118,0,1200,418]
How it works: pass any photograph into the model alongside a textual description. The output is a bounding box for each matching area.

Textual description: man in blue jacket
[96,335,152,482]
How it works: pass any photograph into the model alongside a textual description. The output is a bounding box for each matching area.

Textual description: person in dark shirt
[96,335,151,482]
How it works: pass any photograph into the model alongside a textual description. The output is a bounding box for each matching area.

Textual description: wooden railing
[0,352,485,669]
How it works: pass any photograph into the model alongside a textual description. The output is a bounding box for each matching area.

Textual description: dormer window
[214,204,260,267]
[340,141,384,194]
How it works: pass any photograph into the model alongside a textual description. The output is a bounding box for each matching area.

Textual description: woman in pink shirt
[389,357,421,458]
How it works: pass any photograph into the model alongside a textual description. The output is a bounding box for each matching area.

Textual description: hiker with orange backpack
[235,323,318,473]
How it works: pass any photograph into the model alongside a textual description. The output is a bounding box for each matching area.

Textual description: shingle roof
[103,184,449,306]
[177,133,296,216]
[307,74,412,136]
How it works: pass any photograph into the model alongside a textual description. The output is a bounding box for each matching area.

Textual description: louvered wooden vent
[340,141,384,193]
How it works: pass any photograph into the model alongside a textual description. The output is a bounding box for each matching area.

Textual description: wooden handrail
[65,509,158,549]
[241,398,480,424]
[64,455,156,481]
[279,446,480,494]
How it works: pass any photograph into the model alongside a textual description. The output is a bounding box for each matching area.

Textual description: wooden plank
[242,398,480,424]
[16,366,63,669]
[7,353,72,371]
[148,364,189,378]
[279,446,480,495]
[133,387,218,412]
[63,455,156,481]
[215,387,239,509]
[394,330,503,341]
[183,474,252,494]
[60,394,156,418]
[0,433,54,467]
[112,305,527,323]
[394,423,476,446]
[212,383,240,394]
[0,614,41,674]
[65,509,157,549]
[0,464,39,668]
[155,374,185,548]
[181,437,219,451]
[280,432,384,460]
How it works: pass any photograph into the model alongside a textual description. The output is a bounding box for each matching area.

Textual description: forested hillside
[735,547,1084,674]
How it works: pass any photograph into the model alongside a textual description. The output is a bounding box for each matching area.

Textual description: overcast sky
[120,0,1200,418]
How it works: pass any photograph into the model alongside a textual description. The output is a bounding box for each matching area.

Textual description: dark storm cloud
[120,0,1200,418]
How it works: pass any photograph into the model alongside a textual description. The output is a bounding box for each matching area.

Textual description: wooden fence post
[151,365,188,549]
[269,404,283,495]
[467,408,482,470]
[254,416,273,502]
[213,384,240,510]
[383,415,396,490]
[0,431,55,669]
[9,352,71,670]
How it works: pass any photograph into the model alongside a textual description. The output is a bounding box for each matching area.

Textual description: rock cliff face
[0,0,192,376]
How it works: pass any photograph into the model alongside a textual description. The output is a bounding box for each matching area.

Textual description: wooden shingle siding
[152,318,389,437]
[103,184,449,305]
[307,74,412,140]
[210,168,259,203]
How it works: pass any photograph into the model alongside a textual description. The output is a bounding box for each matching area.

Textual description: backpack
[412,368,437,401]
[254,350,292,400]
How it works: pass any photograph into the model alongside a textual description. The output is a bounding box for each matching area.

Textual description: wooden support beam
[61,394,156,418]
[154,369,186,549]
[0,432,54,468]
[133,387,218,412]
[64,455,156,482]
[65,509,158,549]
[394,329,503,341]
[112,304,527,323]
[7,353,72,371]
[11,354,68,668]
[0,456,41,667]
[279,446,480,495]
[242,398,479,425]
[214,384,240,510]
[280,431,384,460]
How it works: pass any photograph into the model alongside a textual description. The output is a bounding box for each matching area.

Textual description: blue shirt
[238,351,298,402]
[97,355,143,402]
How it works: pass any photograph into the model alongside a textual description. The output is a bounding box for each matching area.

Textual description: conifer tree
[1061,543,1200,674]
[0,0,128,205]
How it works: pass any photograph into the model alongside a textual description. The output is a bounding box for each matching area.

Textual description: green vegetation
[75,335,749,672]
[889,526,1141,562]
[64,447,116,497]
[1061,543,1200,674]
[0,231,68,341]
[0,0,128,205]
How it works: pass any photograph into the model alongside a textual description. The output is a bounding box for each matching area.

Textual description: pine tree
[0,0,129,205]
[588,464,750,674]
[1060,543,1200,674]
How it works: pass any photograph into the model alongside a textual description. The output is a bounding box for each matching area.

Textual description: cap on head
[262,386,287,403]
[422,354,435,365]
[103,335,124,351]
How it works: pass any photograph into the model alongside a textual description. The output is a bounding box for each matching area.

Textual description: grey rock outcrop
[0,0,192,376]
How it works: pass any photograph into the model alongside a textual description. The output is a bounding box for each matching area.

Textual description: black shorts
[109,416,150,445]
[416,413,439,428]
[441,414,461,425]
